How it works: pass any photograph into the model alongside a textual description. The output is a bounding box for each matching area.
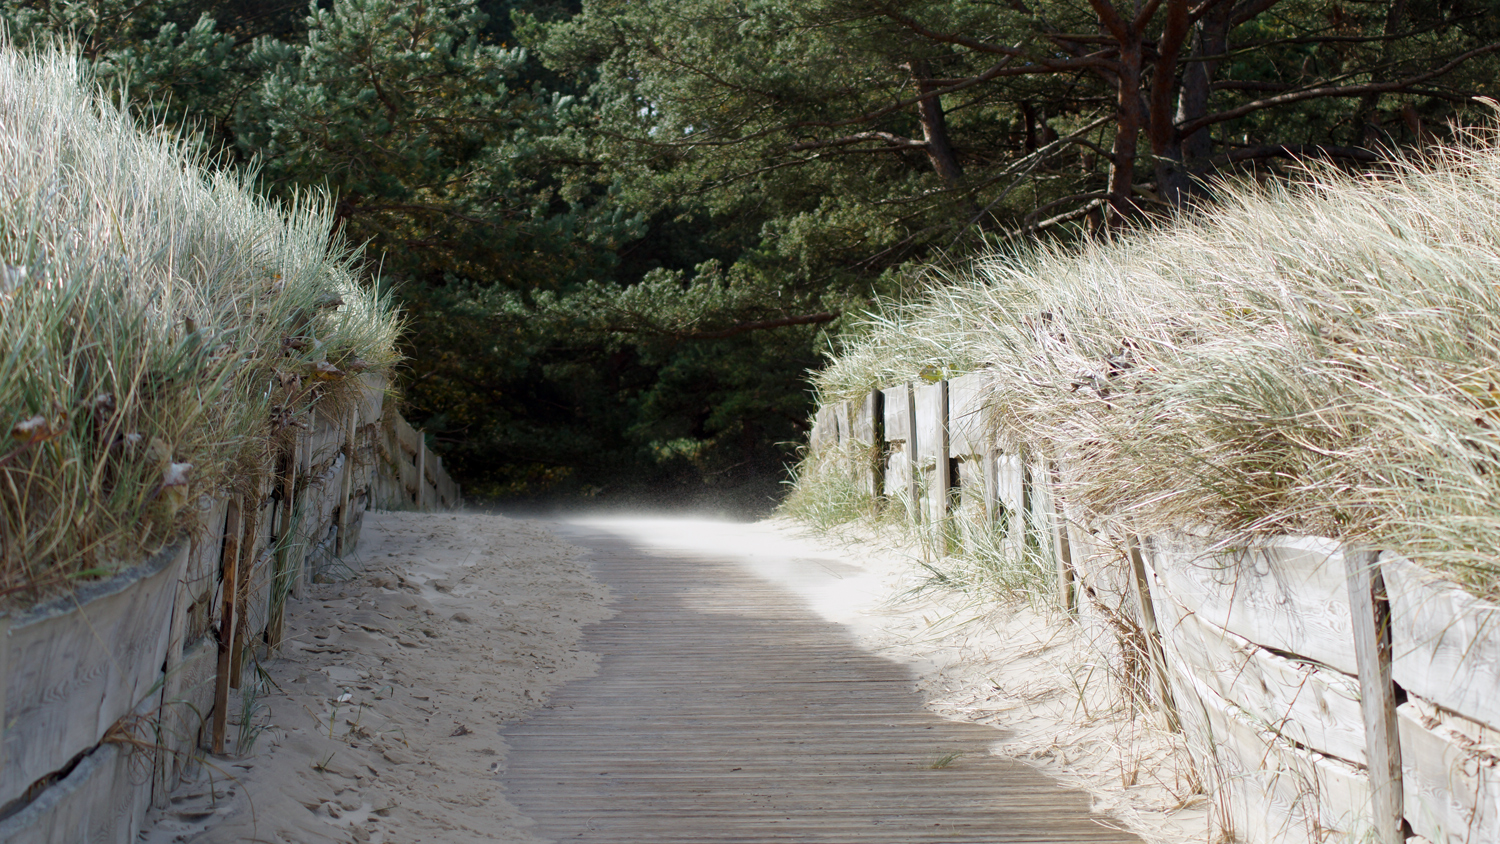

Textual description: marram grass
[0,45,401,604]
[812,130,1500,598]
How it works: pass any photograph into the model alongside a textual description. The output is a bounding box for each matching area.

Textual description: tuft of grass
[928,750,964,769]
[808,128,1500,599]
[0,44,401,605]
[779,439,879,530]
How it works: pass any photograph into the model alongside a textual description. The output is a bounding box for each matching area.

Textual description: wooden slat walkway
[501,522,1140,843]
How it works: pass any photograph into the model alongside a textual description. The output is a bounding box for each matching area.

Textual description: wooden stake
[268,439,298,650]
[931,379,950,531]
[211,497,242,754]
[1,615,10,777]
[1345,546,1405,844]
[228,495,259,691]
[335,407,357,557]
[415,436,427,511]
[866,389,885,506]
[1127,535,1180,731]
[904,382,920,524]
[1044,460,1076,612]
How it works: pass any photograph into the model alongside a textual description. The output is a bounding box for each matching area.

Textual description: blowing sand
[146,510,1200,844]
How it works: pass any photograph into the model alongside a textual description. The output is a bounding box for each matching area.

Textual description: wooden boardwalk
[500,521,1141,843]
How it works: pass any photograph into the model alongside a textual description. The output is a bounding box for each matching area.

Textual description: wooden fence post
[1,615,9,777]
[267,439,298,650]
[1345,545,1405,844]
[904,382,920,524]
[1042,459,1076,612]
[228,496,257,691]
[211,497,242,753]
[1127,535,1179,731]
[932,379,950,530]
[335,407,357,557]
[414,436,426,511]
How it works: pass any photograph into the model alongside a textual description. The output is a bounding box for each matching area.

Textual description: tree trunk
[1108,40,1145,226]
[1146,0,1194,208]
[909,60,964,186]
[1159,5,1221,205]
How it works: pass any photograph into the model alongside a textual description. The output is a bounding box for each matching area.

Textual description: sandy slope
[145,511,611,844]
[146,510,1202,843]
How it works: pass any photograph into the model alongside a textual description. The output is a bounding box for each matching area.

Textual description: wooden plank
[0,615,8,782]
[158,637,217,791]
[155,539,197,807]
[305,407,345,475]
[211,497,242,754]
[1382,552,1500,734]
[1149,583,1366,765]
[354,372,386,427]
[184,496,229,608]
[1126,536,1179,731]
[946,372,989,457]
[1345,546,1404,844]
[0,541,187,809]
[392,412,422,458]
[880,384,910,443]
[230,483,272,689]
[809,404,836,453]
[1164,644,1371,844]
[501,528,1141,844]
[267,438,300,649]
[1398,696,1500,844]
[1030,460,1075,612]
[914,381,949,526]
[416,438,428,510]
[833,399,853,444]
[335,408,357,556]
[0,743,149,844]
[1143,533,1357,675]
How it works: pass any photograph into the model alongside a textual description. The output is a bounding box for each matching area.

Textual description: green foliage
[10,0,1499,509]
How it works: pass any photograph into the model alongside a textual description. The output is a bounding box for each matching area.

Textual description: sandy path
[146,510,1202,843]
[146,511,610,844]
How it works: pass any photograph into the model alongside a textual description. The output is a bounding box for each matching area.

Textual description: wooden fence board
[1165,646,1371,844]
[1398,696,1500,844]
[306,410,345,475]
[914,381,949,526]
[880,384,910,443]
[1151,584,1366,765]
[158,638,218,791]
[1144,534,1358,675]
[1027,458,1073,611]
[0,541,188,810]
[1382,552,1500,734]
[354,373,386,427]
[185,497,228,608]
[833,400,852,444]
[0,743,149,844]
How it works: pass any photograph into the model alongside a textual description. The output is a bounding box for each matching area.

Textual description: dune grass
[811,130,1500,598]
[0,45,401,604]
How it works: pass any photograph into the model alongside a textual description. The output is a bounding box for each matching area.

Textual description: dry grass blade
[807,126,1500,598]
[0,43,402,606]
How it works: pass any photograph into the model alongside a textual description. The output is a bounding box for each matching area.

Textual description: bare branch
[682,312,838,340]
[790,132,925,152]
[1179,41,1500,136]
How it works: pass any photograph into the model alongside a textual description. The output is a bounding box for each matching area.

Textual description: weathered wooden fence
[0,375,460,843]
[372,412,461,510]
[810,371,1500,844]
